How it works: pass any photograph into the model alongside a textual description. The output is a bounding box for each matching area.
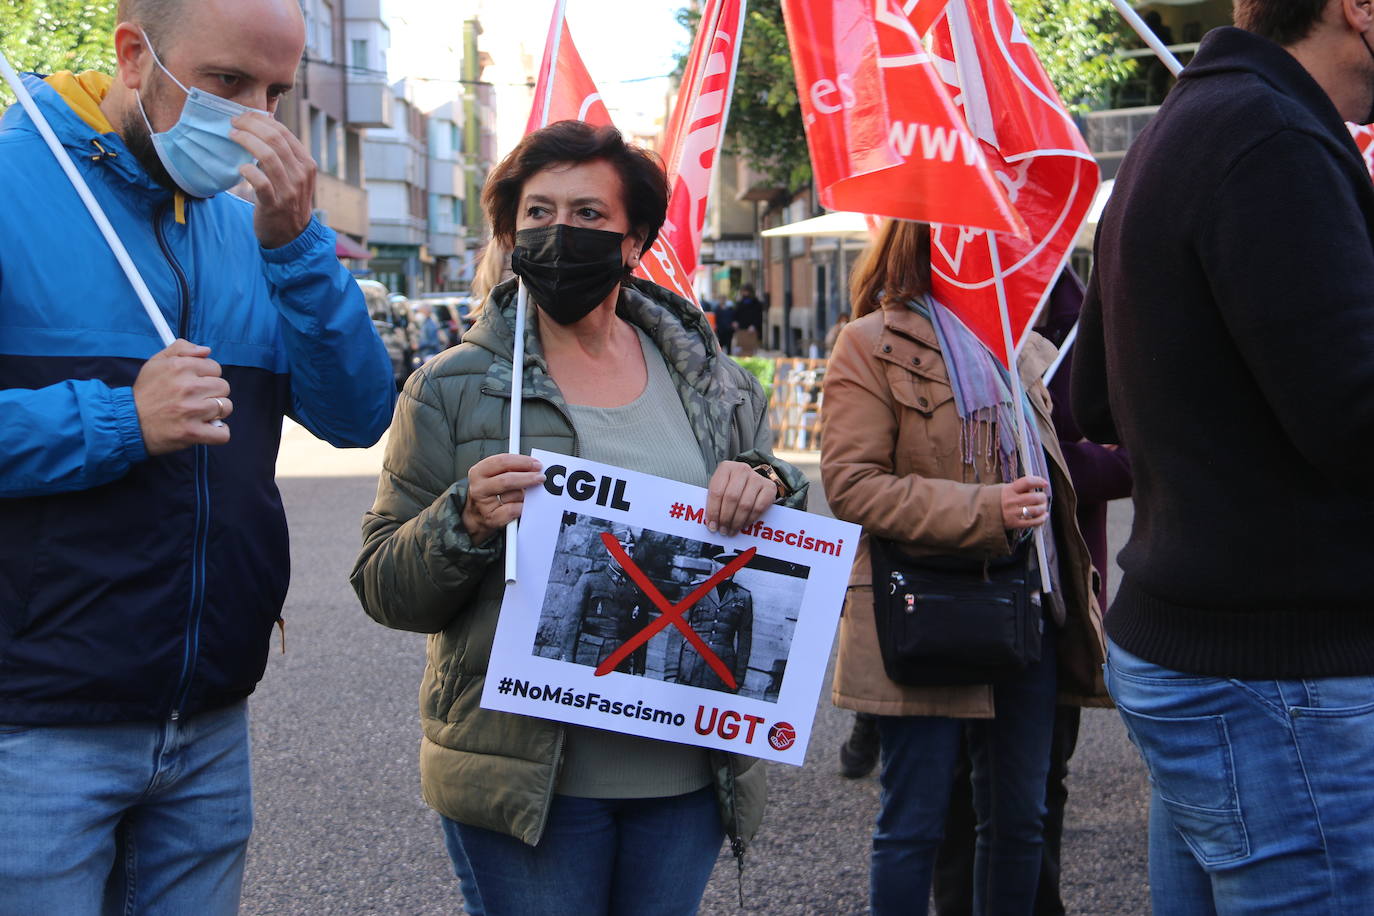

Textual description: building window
[451,123,461,156]
[326,117,340,176]
[345,130,362,185]
[452,197,462,226]
[351,39,369,73]
[310,106,325,168]
[317,0,334,62]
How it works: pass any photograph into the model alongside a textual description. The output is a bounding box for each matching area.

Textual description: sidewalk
[277,418,826,506]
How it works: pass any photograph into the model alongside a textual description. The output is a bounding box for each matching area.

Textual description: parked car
[357,279,413,390]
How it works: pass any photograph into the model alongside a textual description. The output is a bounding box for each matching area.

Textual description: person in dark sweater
[1072,2,1374,911]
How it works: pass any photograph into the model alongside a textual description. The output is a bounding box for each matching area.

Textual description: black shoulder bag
[868,536,1042,686]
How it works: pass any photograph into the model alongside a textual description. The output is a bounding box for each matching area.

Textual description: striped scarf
[909,296,1058,587]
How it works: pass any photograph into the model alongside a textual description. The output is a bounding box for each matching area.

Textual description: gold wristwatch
[752,463,787,501]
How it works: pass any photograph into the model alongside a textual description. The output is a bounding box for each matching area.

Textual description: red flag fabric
[1349,123,1374,182]
[925,0,1100,367]
[656,0,748,283]
[524,2,610,132]
[523,2,697,303]
[780,0,1026,236]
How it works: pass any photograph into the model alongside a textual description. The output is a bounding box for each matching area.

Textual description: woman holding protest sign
[351,120,807,915]
[819,219,1106,915]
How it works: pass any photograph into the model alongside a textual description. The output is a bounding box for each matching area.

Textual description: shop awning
[335,234,372,260]
[761,211,871,239]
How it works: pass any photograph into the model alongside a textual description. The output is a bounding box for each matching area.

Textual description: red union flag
[925,0,1100,367]
[524,2,697,303]
[525,1,610,132]
[656,0,748,282]
[1349,123,1374,182]
[781,0,1025,235]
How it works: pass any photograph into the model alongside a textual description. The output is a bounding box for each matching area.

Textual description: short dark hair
[1233,0,1331,45]
[116,0,185,46]
[481,120,668,257]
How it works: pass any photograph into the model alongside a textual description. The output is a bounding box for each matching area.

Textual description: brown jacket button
[918,396,929,408]
[911,357,921,366]
[882,344,892,353]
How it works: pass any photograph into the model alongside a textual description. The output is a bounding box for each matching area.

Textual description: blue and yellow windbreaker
[0,72,396,723]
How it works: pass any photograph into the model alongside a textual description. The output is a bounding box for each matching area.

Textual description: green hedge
[731,356,774,399]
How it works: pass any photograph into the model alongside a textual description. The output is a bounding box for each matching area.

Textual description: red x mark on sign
[594,533,756,688]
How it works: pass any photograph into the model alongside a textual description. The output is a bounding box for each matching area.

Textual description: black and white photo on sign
[532,511,809,703]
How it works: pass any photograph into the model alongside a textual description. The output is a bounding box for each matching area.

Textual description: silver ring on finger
[1020,505,1029,520]
[495,492,504,506]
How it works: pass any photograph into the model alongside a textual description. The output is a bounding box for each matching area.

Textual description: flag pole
[506,0,567,585]
[504,280,529,584]
[1108,0,1185,77]
[1041,321,1078,385]
[0,53,175,347]
[988,234,1053,594]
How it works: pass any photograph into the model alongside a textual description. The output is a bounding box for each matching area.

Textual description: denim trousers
[441,785,723,916]
[871,619,1058,916]
[0,700,252,916]
[1106,638,1374,915]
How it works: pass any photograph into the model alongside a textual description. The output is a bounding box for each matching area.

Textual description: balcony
[369,215,427,248]
[347,71,392,129]
[428,227,464,259]
[735,159,788,204]
[428,159,461,197]
[315,173,369,240]
[1082,106,1160,181]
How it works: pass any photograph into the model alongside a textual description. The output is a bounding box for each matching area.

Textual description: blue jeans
[871,618,1058,916]
[442,786,723,916]
[1106,638,1374,915]
[0,701,252,916]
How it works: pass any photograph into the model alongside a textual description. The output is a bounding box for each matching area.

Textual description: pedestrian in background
[351,120,807,916]
[0,0,396,910]
[821,219,1105,915]
[415,302,442,364]
[1073,1,1374,911]
[824,312,850,357]
[716,295,737,354]
[734,283,764,355]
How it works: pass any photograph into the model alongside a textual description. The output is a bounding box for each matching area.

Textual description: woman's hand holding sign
[462,453,545,545]
[705,460,778,536]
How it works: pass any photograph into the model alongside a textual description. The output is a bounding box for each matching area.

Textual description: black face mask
[510,225,627,325]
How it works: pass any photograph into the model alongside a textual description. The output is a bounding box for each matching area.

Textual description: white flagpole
[1041,321,1078,385]
[0,53,175,347]
[506,0,568,584]
[1108,0,1185,77]
[504,280,529,584]
[988,235,1053,594]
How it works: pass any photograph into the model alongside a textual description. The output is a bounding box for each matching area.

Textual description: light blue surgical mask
[136,30,265,198]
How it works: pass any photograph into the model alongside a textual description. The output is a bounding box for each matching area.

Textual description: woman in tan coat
[820,220,1105,915]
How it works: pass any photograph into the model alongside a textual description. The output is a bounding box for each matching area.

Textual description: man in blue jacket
[0,0,395,911]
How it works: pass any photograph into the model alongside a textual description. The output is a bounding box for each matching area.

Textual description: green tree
[0,2,118,107]
[677,0,1136,195]
[1009,0,1137,113]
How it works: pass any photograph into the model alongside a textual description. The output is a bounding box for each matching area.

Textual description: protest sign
[481,450,859,765]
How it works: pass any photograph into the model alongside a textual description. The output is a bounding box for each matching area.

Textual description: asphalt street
[239,425,1149,915]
